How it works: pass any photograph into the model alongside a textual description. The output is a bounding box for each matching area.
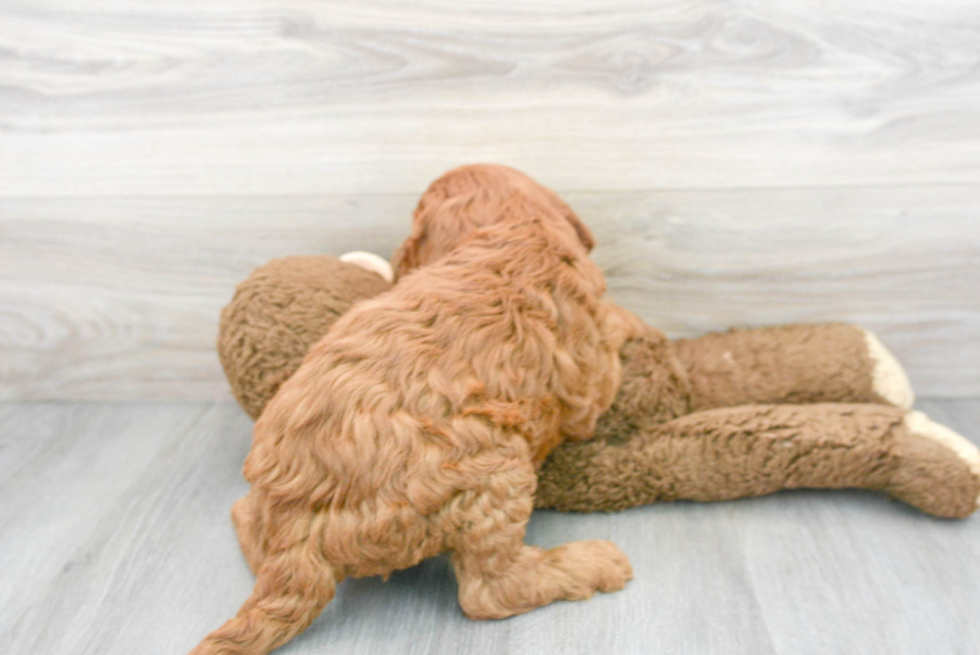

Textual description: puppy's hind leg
[448,462,632,620]
[231,492,266,575]
[187,541,339,655]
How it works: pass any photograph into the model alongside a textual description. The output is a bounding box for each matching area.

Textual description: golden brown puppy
[393,163,593,278]
[188,192,640,655]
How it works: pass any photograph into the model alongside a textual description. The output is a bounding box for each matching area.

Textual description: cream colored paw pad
[340,251,394,283]
[904,411,980,508]
[863,330,914,409]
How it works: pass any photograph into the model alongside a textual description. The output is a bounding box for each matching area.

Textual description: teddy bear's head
[218,255,392,419]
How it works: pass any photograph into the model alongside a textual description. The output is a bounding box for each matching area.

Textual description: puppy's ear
[564,209,595,252]
[392,227,424,280]
[539,186,594,252]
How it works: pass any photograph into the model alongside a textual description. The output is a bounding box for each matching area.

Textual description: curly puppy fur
[393,163,593,278]
[189,194,637,655]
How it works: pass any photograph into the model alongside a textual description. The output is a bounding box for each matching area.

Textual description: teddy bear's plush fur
[191,190,644,655]
[219,255,391,420]
[218,165,980,523]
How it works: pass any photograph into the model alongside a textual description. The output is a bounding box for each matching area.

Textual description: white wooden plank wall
[1,0,979,400]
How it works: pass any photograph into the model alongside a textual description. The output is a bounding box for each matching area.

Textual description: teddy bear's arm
[671,323,914,411]
[535,403,980,519]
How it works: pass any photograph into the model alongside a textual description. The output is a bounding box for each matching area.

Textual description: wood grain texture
[2,0,980,196]
[2,186,977,400]
[1,399,978,654]
[3,3,978,652]
[1,0,978,399]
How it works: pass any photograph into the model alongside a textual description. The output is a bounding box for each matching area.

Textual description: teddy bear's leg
[535,403,979,518]
[889,411,980,517]
[448,461,632,619]
[672,323,914,410]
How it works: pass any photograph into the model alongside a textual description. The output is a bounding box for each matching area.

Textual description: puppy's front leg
[447,460,632,619]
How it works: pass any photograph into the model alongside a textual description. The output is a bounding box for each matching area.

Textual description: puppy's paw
[588,540,634,592]
[551,539,633,595]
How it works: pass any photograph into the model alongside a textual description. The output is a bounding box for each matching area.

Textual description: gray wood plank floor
[2,399,979,655]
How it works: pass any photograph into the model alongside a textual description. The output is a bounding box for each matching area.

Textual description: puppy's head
[393,164,593,278]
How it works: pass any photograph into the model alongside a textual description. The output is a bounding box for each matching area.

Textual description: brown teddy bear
[218,165,980,520]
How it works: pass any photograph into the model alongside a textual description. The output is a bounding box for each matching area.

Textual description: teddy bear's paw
[862,329,914,409]
[905,411,980,508]
[340,251,394,283]
[889,411,980,518]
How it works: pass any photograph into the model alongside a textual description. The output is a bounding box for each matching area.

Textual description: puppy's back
[245,218,607,510]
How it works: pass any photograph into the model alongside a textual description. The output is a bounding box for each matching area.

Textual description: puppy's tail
[187,543,338,655]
